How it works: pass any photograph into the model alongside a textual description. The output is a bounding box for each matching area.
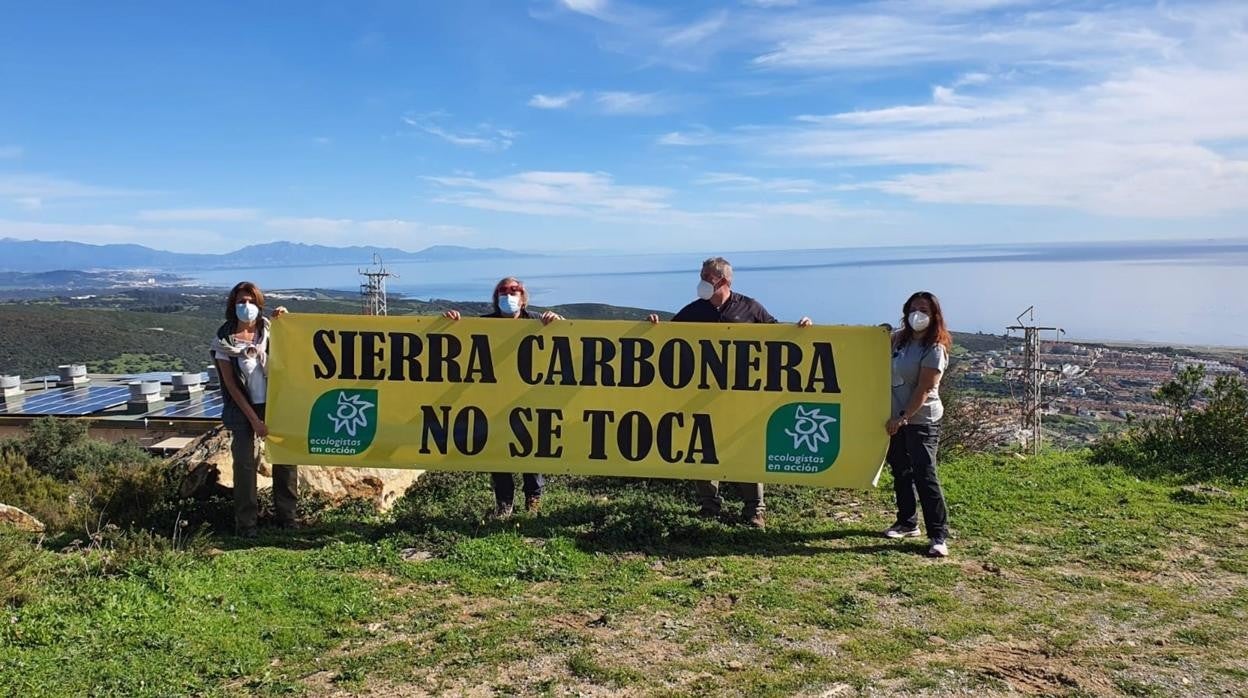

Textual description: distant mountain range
[0,238,525,272]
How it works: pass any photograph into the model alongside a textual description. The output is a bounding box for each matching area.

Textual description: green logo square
[307,389,379,456]
[765,403,841,474]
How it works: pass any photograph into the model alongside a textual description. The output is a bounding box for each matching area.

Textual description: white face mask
[908,310,931,332]
[236,302,260,323]
[696,280,715,301]
[499,293,523,314]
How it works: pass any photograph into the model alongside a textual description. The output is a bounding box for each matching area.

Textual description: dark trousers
[224,402,297,532]
[695,480,765,514]
[491,472,544,506]
[886,423,949,540]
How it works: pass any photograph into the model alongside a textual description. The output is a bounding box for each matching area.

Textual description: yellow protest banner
[265,314,891,489]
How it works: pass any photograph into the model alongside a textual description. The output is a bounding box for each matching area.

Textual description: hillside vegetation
[1,445,1245,697]
[0,290,671,377]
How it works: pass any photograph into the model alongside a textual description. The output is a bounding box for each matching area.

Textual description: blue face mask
[499,293,523,314]
[236,302,260,323]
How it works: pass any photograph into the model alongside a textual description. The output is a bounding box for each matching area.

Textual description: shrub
[0,418,177,536]
[3,416,156,482]
[0,530,42,607]
[1094,366,1248,484]
[939,366,1001,454]
[0,453,75,532]
[73,458,177,532]
[60,524,211,580]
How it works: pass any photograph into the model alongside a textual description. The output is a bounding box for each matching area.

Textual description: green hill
[1,450,1244,696]
[0,290,671,377]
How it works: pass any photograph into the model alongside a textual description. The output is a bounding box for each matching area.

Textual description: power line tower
[358,254,397,316]
[1006,306,1063,455]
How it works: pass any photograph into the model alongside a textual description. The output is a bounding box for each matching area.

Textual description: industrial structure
[358,254,396,317]
[1006,306,1065,455]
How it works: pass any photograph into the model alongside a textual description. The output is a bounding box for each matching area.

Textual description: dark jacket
[672,292,777,324]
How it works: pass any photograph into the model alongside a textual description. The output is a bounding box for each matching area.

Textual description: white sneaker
[884,524,921,539]
[928,539,949,557]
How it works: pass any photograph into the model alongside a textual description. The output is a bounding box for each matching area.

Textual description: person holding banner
[212,281,295,538]
[444,276,562,520]
[648,257,812,530]
[884,291,952,558]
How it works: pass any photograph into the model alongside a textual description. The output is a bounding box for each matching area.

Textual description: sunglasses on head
[497,284,523,294]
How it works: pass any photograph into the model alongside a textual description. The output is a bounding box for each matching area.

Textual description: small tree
[1095,368,1248,483]
[1154,364,1204,423]
[939,364,1002,454]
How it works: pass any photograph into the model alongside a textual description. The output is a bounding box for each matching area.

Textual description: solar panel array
[118,371,211,384]
[146,391,225,420]
[0,386,131,417]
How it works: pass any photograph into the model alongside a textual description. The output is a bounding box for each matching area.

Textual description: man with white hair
[649,256,812,529]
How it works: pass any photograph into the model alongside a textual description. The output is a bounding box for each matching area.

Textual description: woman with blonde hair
[444,276,561,519]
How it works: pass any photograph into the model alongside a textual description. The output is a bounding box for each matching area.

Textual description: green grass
[2,451,1246,696]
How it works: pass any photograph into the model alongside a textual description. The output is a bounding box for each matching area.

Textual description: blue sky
[1,0,1246,253]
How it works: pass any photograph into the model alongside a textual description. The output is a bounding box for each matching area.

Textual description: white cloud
[428,170,673,218]
[749,4,1182,71]
[0,174,148,201]
[610,2,1238,219]
[953,72,992,87]
[760,59,1248,217]
[402,114,515,151]
[736,199,867,220]
[0,219,229,252]
[528,91,583,109]
[137,208,260,222]
[595,91,669,115]
[664,12,727,46]
[425,169,877,231]
[0,145,21,159]
[538,1,740,71]
[801,86,1028,126]
[696,172,818,194]
[13,197,41,211]
[657,130,713,146]
[313,136,332,145]
[264,217,473,248]
[561,0,609,18]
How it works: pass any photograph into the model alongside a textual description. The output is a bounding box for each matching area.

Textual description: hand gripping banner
[265,314,891,489]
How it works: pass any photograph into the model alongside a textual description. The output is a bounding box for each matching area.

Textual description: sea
[185,238,1248,348]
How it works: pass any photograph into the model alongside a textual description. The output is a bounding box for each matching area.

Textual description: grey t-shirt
[891,340,948,424]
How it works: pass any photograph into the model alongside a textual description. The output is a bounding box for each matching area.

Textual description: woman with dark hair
[444,276,561,519]
[883,291,953,557]
[212,281,296,537]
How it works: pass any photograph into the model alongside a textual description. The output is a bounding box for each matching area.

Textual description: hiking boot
[525,496,542,514]
[928,538,949,558]
[883,523,922,539]
[486,503,514,521]
[695,505,721,519]
[745,511,766,530]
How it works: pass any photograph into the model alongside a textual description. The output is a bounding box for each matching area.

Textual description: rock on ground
[170,426,422,511]
[0,503,45,533]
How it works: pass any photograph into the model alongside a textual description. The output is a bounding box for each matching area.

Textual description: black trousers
[886,423,949,540]
[491,472,544,506]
